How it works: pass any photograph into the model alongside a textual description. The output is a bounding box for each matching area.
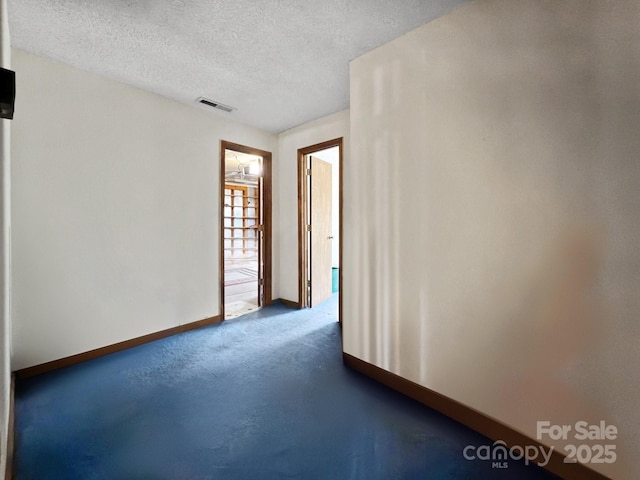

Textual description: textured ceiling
[8,0,469,133]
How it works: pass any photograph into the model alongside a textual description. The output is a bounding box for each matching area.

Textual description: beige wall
[0,0,9,474]
[277,110,349,303]
[11,49,277,370]
[344,1,640,478]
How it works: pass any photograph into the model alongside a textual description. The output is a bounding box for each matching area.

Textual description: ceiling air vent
[196,97,235,113]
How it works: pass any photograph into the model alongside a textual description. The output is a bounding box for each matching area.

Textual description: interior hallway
[14,296,557,480]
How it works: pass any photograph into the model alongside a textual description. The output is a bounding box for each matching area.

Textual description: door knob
[327,236,334,239]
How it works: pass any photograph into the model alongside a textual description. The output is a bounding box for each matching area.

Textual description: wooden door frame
[220,140,273,319]
[297,138,343,323]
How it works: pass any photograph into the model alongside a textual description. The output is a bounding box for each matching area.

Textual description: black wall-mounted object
[0,67,16,120]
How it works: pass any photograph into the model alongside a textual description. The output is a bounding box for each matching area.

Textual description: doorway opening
[220,141,272,320]
[298,138,343,323]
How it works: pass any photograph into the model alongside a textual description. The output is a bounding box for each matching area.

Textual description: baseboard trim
[5,374,14,480]
[15,315,222,380]
[342,353,609,480]
[277,298,302,309]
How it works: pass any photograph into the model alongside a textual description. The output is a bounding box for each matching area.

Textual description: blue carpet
[15,296,558,479]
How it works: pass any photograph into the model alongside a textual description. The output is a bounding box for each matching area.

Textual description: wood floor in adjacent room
[224,258,259,320]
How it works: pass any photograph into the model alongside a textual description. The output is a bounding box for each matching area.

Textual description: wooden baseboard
[342,353,609,480]
[5,374,14,480]
[277,298,302,309]
[15,315,222,380]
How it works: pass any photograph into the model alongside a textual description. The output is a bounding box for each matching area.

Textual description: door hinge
[259,278,264,286]
[306,168,311,176]
[307,280,311,287]
[307,224,311,232]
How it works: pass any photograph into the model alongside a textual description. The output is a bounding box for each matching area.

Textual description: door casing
[297,138,343,323]
[220,140,272,319]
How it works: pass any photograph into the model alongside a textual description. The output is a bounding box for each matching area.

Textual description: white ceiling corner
[8,0,469,133]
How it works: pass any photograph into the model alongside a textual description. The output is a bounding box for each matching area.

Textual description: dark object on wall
[0,67,16,120]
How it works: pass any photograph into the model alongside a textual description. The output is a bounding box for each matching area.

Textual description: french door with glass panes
[223,184,263,304]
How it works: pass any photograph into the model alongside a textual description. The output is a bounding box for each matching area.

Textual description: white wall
[277,111,348,302]
[0,0,9,474]
[344,1,640,478]
[11,49,277,370]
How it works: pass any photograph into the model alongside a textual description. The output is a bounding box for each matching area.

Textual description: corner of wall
[0,0,11,474]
